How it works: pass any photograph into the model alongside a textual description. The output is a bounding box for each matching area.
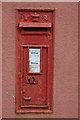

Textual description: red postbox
[16,9,55,113]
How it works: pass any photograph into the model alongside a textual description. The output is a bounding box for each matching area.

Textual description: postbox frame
[16,8,55,113]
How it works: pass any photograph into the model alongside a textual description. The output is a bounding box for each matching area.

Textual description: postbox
[16,8,55,113]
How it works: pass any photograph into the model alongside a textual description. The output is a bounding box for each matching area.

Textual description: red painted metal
[19,22,52,28]
[16,9,55,113]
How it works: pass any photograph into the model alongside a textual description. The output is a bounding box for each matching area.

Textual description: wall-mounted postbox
[16,8,55,113]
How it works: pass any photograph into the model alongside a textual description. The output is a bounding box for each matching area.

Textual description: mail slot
[16,9,55,113]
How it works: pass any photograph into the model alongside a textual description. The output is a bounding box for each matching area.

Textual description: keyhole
[27,77,31,84]
[28,79,30,83]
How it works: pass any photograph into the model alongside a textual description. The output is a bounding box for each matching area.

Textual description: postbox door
[21,46,48,107]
